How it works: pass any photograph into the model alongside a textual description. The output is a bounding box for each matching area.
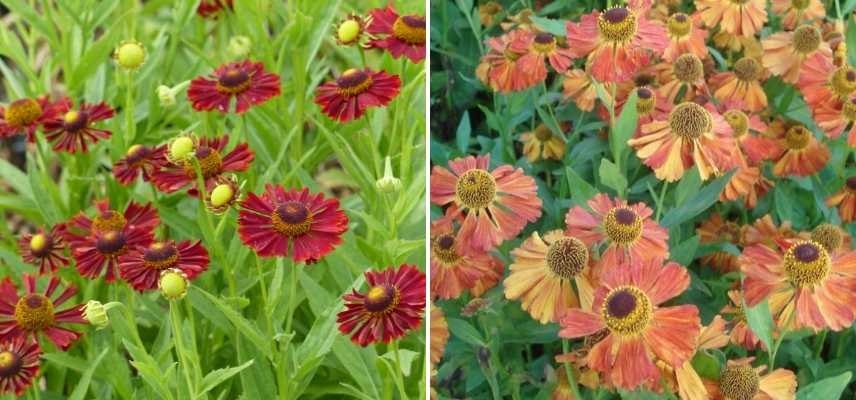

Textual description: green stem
[769,311,795,369]
[813,330,828,359]
[391,341,409,400]
[359,46,368,69]
[125,69,135,147]
[284,262,299,335]
[561,340,583,400]
[170,301,197,398]
[656,181,669,221]
[254,256,271,334]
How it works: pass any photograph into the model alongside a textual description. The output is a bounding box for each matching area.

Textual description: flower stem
[284,262,299,335]
[769,311,795,369]
[125,69,136,147]
[813,330,828,358]
[359,46,368,69]
[391,340,409,400]
[561,339,583,400]
[170,301,197,398]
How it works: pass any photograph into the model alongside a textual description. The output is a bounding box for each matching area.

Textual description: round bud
[159,269,188,300]
[210,184,235,207]
[114,41,146,69]
[338,20,361,44]
[169,137,195,161]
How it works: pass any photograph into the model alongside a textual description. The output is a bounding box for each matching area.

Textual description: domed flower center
[14,293,55,332]
[337,19,362,44]
[92,210,127,234]
[95,230,127,255]
[336,69,374,97]
[5,98,42,128]
[783,241,830,287]
[455,169,497,209]
[604,207,643,245]
[271,201,313,237]
[364,285,400,314]
[721,222,741,242]
[811,224,842,252]
[784,125,811,150]
[636,87,656,115]
[791,0,810,10]
[532,32,557,54]
[847,176,856,193]
[734,57,761,81]
[216,68,252,95]
[62,110,89,132]
[719,365,760,400]
[125,144,149,165]
[602,286,652,336]
[669,102,712,140]
[0,351,21,378]
[793,25,821,54]
[830,67,856,99]
[143,242,180,271]
[545,237,589,280]
[183,146,223,179]
[392,15,426,45]
[842,98,856,122]
[209,183,236,208]
[667,13,691,37]
[29,233,52,257]
[432,233,462,265]
[598,7,637,43]
[534,124,553,141]
[724,110,750,137]
[673,53,704,83]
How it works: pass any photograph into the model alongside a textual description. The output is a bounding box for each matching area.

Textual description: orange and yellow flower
[703,358,796,400]
[814,96,856,147]
[520,123,567,162]
[660,316,729,400]
[762,25,831,84]
[430,221,495,300]
[562,68,612,112]
[798,55,856,110]
[771,0,825,30]
[511,31,575,78]
[827,176,856,223]
[768,121,829,177]
[662,12,708,62]
[430,303,449,366]
[477,30,542,93]
[720,290,765,350]
[710,57,768,112]
[695,0,767,37]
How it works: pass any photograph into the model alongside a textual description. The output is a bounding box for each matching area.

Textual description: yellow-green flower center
[811,224,842,253]
[724,110,750,137]
[534,124,553,141]
[210,184,235,207]
[793,25,821,54]
[115,41,146,69]
[271,201,313,237]
[602,286,652,336]
[667,13,691,38]
[791,0,810,10]
[843,98,856,122]
[455,169,497,209]
[719,365,760,400]
[159,269,188,300]
[784,125,811,150]
[669,102,712,140]
[337,19,361,44]
[14,293,55,332]
[829,67,856,99]
[734,57,761,82]
[783,241,830,287]
[545,236,588,280]
[170,137,195,161]
[29,233,48,253]
[598,7,637,43]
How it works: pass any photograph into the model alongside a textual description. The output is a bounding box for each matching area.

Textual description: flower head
[827,176,856,223]
[768,121,829,177]
[335,15,371,47]
[0,338,41,396]
[0,96,68,141]
[704,358,796,400]
[430,221,495,300]
[82,300,109,330]
[710,57,768,112]
[477,29,543,93]
[337,264,426,346]
[662,12,708,62]
[0,274,87,350]
[119,240,209,292]
[112,144,167,185]
[197,0,233,18]
[520,123,567,162]
[314,68,401,122]
[228,36,252,59]
[771,0,825,30]
[798,56,856,109]
[205,175,242,214]
[720,290,764,350]
[562,68,612,112]
[151,134,254,194]
[188,60,281,113]
[695,0,767,37]
[762,25,831,84]
[18,225,68,274]
[159,269,189,300]
[510,31,575,78]
[367,6,425,62]
[41,99,115,153]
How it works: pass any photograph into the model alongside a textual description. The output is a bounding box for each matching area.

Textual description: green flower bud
[83,300,109,330]
[228,36,252,59]
[159,269,188,300]
[376,156,402,193]
[114,41,146,69]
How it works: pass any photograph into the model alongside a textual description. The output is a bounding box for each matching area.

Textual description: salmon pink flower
[771,0,825,30]
[367,6,426,63]
[314,68,401,122]
[695,0,767,37]
[119,240,209,292]
[188,60,281,113]
[42,100,115,153]
[511,31,574,79]
[476,29,542,93]
[430,304,449,366]
[710,57,768,112]
[814,95,856,146]
[720,290,764,350]
[703,358,796,400]
[798,56,856,109]
[18,225,68,275]
[697,214,743,273]
[768,121,829,177]
[662,12,708,62]
[430,221,495,300]
[562,68,612,112]
[762,25,831,84]
[0,274,87,350]
[827,176,856,223]
[0,338,41,396]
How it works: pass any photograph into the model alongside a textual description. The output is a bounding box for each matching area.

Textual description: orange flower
[742,239,856,331]
[697,214,742,273]
[741,214,799,248]
[430,304,449,366]
[558,259,700,390]
[477,29,542,93]
[662,12,708,62]
[710,57,768,112]
[798,55,856,110]
[504,231,596,323]
[827,176,856,223]
[562,68,612,112]
[695,0,767,37]
[604,85,671,139]
[430,221,495,300]
[771,0,825,30]
[654,52,709,104]
[565,194,669,268]
[768,121,829,177]
[814,95,856,146]
[703,358,796,400]
[660,316,729,400]
[720,290,765,350]
[511,31,575,77]
[718,105,774,208]
[520,123,567,162]
[762,25,831,84]
[628,101,737,182]
[430,154,542,252]
[566,0,669,82]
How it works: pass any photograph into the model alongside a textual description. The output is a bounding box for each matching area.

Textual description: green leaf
[123,339,174,400]
[69,348,109,400]
[447,318,486,346]
[612,91,638,168]
[670,235,700,266]
[674,168,702,205]
[456,111,471,153]
[192,287,271,355]
[195,360,255,400]
[660,170,735,228]
[691,351,721,380]
[380,349,420,377]
[529,16,567,37]
[599,158,627,195]
[743,298,774,352]
[796,372,852,400]
[564,167,598,207]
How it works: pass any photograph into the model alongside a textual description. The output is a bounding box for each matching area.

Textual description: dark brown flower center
[96,230,127,255]
[92,210,127,234]
[125,144,150,165]
[847,176,856,191]
[271,201,313,237]
[604,207,643,245]
[336,69,374,97]
[14,293,55,332]
[598,7,637,43]
[602,286,652,335]
[719,365,760,400]
[793,25,821,54]
[667,13,691,37]
[455,169,496,209]
[364,285,400,314]
[432,233,462,264]
[669,102,712,139]
[143,242,180,271]
[216,68,252,95]
[183,146,223,179]
[62,110,89,132]
[783,241,830,287]
[532,32,557,54]
[0,351,22,378]
[5,98,42,127]
[392,15,426,45]
[636,87,656,115]
[546,237,589,280]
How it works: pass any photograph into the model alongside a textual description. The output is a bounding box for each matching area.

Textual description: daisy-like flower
[697,214,742,273]
[520,123,567,162]
[719,108,774,209]
[0,338,41,396]
[430,221,495,300]
[606,85,671,138]
[721,290,765,350]
[337,264,426,346]
[566,0,669,82]
[511,31,575,79]
[798,57,856,109]
[695,0,767,37]
[658,316,729,400]
[479,2,503,27]
[565,194,669,268]
[151,135,254,194]
[0,97,68,141]
[628,101,737,182]
[119,240,209,292]
[197,0,233,18]
[742,239,856,331]
[559,259,700,390]
[0,274,87,350]
[654,52,708,104]
[722,106,779,164]
[742,214,799,249]
[772,0,825,30]
[814,95,856,146]
[710,57,768,112]
[430,154,542,252]
[504,231,597,324]
[187,60,281,113]
[762,25,831,84]
[18,225,68,274]
[64,200,159,282]
[476,30,540,93]
[807,223,851,255]
[662,13,708,62]
[314,68,401,122]
[827,176,856,223]
[41,100,114,153]
[562,68,612,112]
[703,358,796,400]
[430,303,449,366]
[768,121,830,177]
[238,185,348,262]
[112,144,168,185]
[367,6,426,62]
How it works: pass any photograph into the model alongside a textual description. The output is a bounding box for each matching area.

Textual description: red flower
[64,200,159,282]
[238,185,349,262]
[42,100,115,153]
[150,135,254,194]
[188,60,281,113]
[367,6,426,63]
[197,0,233,18]
[112,144,168,185]
[0,96,68,141]
[17,225,68,275]
[119,240,209,292]
[315,68,401,122]
[0,274,87,350]
[337,264,426,346]
[0,338,41,396]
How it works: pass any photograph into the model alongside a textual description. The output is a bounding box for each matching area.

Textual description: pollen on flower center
[432,233,462,264]
[734,57,761,81]
[14,293,55,332]
[532,32,557,54]
[783,241,830,287]
[455,169,497,210]
[791,0,810,10]
[0,351,21,378]
[669,102,712,140]
[534,124,553,141]
[792,25,821,54]
[271,201,313,237]
[842,98,856,121]
[829,67,856,98]
[636,87,656,115]
[336,69,374,97]
[216,68,252,95]
[183,147,223,179]
[62,110,89,132]
[673,53,704,83]
[597,7,637,43]
[95,230,127,255]
[784,125,811,150]
[811,224,842,252]
[5,98,42,127]
[92,210,127,234]
[545,237,589,280]
[364,285,400,314]
[392,15,426,45]
[604,207,643,245]
[719,365,760,400]
[143,242,180,271]
[667,13,691,37]
[724,110,750,137]
[602,286,652,336]
[29,233,49,255]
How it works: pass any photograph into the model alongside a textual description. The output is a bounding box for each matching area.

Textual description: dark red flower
[367,6,426,62]
[238,185,349,262]
[337,264,426,346]
[0,96,68,141]
[42,100,115,153]
[112,144,168,185]
[197,0,233,18]
[17,225,68,275]
[187,60,281,113]
[0,274,87,350]
[314,68,401,122]
[150,135,253,194]
[0,338,41,396]
[63,200,159,282]
[119,240,209,292]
